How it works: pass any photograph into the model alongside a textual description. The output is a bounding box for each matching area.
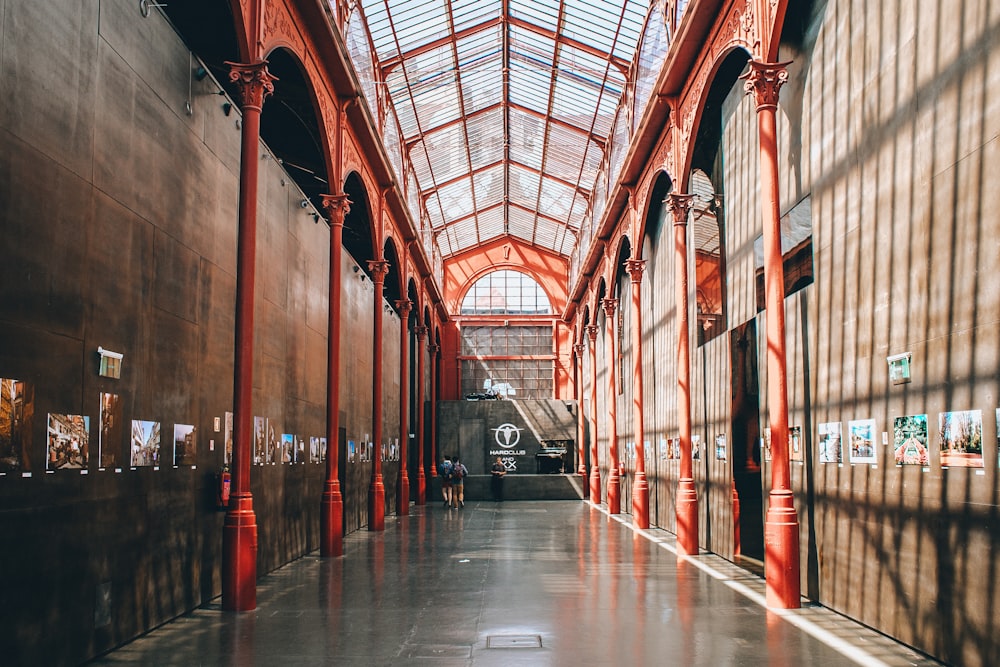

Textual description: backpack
[452,463,464,481]
[441,461,453,480]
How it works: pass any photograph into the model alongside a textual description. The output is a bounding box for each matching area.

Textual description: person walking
[450,457,467,508]
[490,457,506,501]
[439,456,453,508]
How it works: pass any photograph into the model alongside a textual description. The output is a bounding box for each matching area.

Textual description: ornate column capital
[395,299,413,318]
[366,259,390,285]
[584,324,599,341]
[601,297,618,318]
[320,194,351,227]
[665,193,694,226]
[428,343,440,357]
[414,325,428,341]
[742,60,792,112]
[226,61,277,110]
[573,342,585,357]
[625,259,646,283]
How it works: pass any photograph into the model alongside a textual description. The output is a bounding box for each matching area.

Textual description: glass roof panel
[450,0,502,33]
[509,0,560,33]
[356,0,650,259]
[473,167,505,208]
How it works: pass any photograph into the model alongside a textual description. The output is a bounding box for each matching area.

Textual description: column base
[607,468,621,515]
[397,473,410,516]
[589,467,601,504]
[764,489,801,609]
[578,464,589,499]
[676,477,699,555]
[416,467,427,506]
[222,494,258,611]
[632,472,649,529]
[368,476,385,531]
[320,482,344,557]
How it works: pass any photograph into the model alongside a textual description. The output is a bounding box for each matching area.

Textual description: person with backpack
[450,457,467,508]
[439,456,453,508]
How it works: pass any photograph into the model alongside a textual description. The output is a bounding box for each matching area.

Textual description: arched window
[460,270,551,315]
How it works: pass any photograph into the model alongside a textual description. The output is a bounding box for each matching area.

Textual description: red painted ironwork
[222,60,276,612]
[320,193,351,558]
[367,259,391,531]
[602,297,621,515]
[414,325,428,505]
[396,298,413,516]
[625,259,650,529]
[667,193,699,555]
[744,60,800,609]
[585,324,601,502]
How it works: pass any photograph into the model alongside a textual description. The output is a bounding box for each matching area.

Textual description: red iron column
[414,325,428,505]
[667,193,699,555]
[573,342,588,494]
[744,60,800,609]
[222,60,275,612]
[585,325,600,502]
[320,193,351,557]
[428,342,439,478]
[396,299,413,516]
[602,297,621,515]
[367,259,390,531]
[626,260,649,529]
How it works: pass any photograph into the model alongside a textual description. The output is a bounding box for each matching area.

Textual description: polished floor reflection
[90,501,941,666]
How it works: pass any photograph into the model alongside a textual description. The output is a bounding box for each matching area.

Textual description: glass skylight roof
[357,0,647,257]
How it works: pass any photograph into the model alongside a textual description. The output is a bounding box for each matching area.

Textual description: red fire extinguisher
[217,467,231,508]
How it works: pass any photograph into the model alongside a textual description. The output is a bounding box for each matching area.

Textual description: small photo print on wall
[762,428,772,462]
[659,437,668,461]
[848,419,877,464]
[296,436,306,463]
[173,424,197,466]
[310,436,322,463]
[130,420,160,466]
[253,416,266,464]
[281,434,294,463]
[817,422,842,463]
[1,378,33,473]
[715,434,727,461]
[47,413,89,470]
[789,426,803,462]
[224,411,233,466]
[267,421,280,464]
[939,410,983,468]
[692,435,701,460]
[893,414,929,466]
[99,393,123,469]
[348,440,355,463]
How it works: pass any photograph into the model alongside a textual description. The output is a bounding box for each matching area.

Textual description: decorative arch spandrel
[261,0,306,58]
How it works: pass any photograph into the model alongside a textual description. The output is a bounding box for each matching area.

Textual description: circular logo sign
[492,423,522,448]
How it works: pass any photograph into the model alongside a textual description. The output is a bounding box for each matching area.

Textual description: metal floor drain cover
[487,634,542,648]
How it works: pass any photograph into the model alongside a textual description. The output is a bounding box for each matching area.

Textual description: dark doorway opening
[730,321,764,566]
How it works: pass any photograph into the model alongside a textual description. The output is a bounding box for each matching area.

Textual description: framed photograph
[224,412,233,467]
[939,410,983,468]
[173,424,197,466]
[715,434,727,461]
[253,416,266,464]
[348,439,356,463]
[789,425,803,462]
[267,421,280,463]
[848,419,877,464]
[893,414,928,465]
[310,436,321,463]
[691,435,701,460]
[1,378,33,473]
[281,433,294,463]
[659,437,667,461]
[130,420,160,467]
[762,428,772,462]
[48,413,90,470]
[98,393,122,469]
[818,422,842,464]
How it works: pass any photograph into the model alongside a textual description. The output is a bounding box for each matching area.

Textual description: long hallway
[90,501,941,666]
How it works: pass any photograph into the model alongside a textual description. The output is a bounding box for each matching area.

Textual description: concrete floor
[90,501,942,666]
